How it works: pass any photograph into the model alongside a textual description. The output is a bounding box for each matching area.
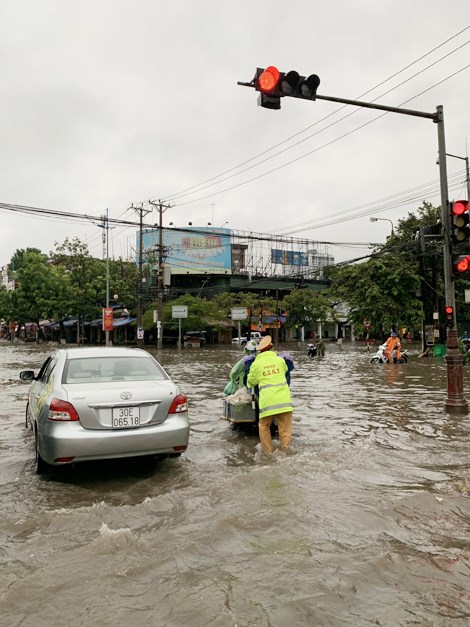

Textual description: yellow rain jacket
[247,350,293,419]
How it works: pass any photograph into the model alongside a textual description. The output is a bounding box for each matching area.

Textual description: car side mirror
[20,370,36,381]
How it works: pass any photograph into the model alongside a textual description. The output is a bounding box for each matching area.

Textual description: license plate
[112,406,140,428]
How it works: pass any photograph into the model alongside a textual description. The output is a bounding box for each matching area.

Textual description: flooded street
[0,340,469,626]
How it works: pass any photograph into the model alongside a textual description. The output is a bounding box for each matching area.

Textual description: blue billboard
[271,249,308,267]
[141,227,232,274]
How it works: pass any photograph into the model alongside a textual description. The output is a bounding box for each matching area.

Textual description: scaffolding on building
[129,226,334,279]
[227,228,334,279]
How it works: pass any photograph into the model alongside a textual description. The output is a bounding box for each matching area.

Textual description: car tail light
[168,393,188,414]
[48,398,80,421]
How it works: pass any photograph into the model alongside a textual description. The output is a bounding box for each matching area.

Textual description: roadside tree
[282,288,331,336]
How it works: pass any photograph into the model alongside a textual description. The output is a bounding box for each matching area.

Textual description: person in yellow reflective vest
[247,335,293,455]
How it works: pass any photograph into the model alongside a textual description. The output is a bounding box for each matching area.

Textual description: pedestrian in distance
[316,338,325,357]
[307,343,317,358]
[247,335,293,456]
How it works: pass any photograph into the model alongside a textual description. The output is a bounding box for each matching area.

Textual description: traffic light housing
[450,200,470,244]
[445,305,454,328]
[452,254,470,275]
[254,66,321,109]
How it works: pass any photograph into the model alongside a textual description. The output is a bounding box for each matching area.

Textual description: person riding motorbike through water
[223,339,258,395]
[383,331,401,363]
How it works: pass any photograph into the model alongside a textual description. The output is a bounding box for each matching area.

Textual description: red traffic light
[445,305,455,327]
[452,200,469,216]
[452,254,470,274]
[257,66,280,93]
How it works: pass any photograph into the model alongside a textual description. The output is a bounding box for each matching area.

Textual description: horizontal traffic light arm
[238,71,437,120]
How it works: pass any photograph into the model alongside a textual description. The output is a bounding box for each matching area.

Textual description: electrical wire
[158,28,470,204]
[166,63,470,209]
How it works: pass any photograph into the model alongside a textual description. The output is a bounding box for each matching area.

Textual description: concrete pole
[105,209,110,347]
[137,206,144,349]
[158,202,164,350]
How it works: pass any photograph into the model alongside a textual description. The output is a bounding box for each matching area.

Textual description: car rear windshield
[63,356,168,384]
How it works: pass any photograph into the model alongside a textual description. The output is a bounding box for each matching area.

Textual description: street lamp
[370,216,394,236]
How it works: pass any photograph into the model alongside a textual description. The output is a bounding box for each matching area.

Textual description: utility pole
[105,210,110,347]
[130,203,152,348]
[148,199,172,349]
[97,210,111,347]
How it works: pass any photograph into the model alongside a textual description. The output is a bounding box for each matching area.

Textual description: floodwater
[0,340,469,626]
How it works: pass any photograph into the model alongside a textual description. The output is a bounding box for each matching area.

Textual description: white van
[231,331,262,345]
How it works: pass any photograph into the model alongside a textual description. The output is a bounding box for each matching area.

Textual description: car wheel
[401,355,408,363]
[35,431,48,475]
[370,357,380,363]
[186,343,193,348]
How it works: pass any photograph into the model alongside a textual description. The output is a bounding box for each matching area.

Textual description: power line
[159,28,470,204]
[167,63,470,208]
[278,171,466,235]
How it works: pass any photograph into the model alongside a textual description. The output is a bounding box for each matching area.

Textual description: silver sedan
[20,347,189,473]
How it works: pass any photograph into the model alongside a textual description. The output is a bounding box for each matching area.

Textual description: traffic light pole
[240,79,468,413]
[436,107,467,413]
[316,96,466,413]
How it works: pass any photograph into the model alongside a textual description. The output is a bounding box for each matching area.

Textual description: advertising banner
[271,249,308,266]
[142,227,231,274]
[102,307,113,332]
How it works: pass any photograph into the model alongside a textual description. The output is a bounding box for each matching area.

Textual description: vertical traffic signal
[445,305,454,327]
[254,66,321,109]
[452,254,470,275]
[450,200,470,244]
[255,67,282,109]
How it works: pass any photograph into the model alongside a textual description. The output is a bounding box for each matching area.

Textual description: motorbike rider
[223,339,258,395]
[383,331,401,363]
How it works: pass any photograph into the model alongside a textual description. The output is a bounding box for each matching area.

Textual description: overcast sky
[1,0,469,267]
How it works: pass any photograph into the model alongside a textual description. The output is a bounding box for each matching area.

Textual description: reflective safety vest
[247,350,293,419]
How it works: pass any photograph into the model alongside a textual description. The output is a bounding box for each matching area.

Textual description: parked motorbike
[370,343,409,364]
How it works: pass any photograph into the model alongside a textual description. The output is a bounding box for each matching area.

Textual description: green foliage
[282,289,330,328]
[9,248,45,273]
[51,237,138,321]
[11,251,71,323]
[331,254,422,334]
[143,294,220,332]
[0,284,13,320]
